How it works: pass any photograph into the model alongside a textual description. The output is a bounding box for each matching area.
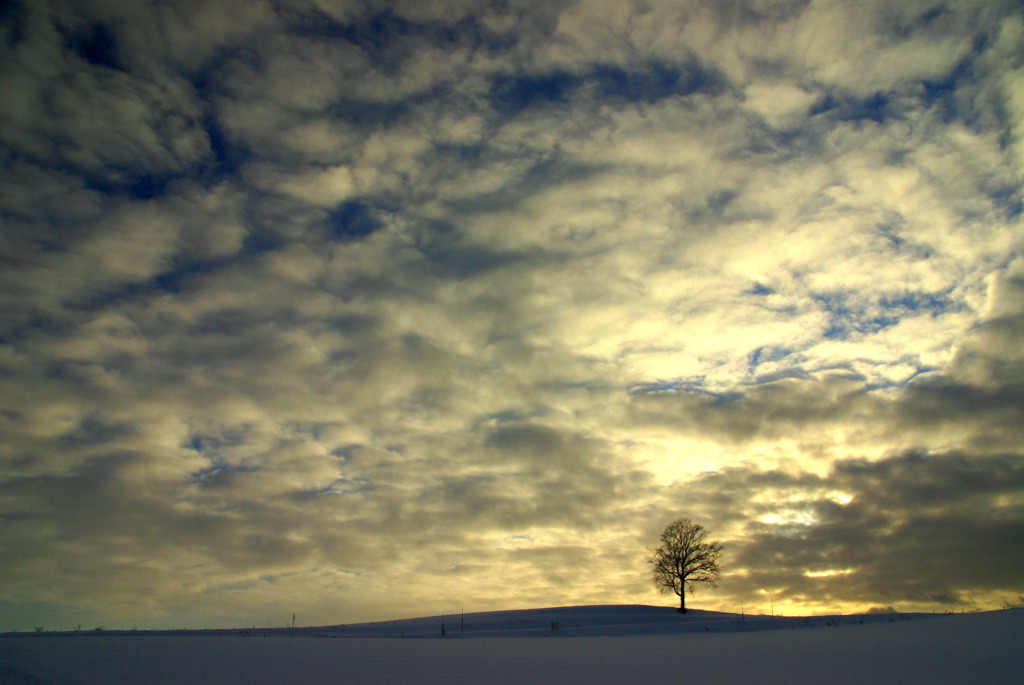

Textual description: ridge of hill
[1,604,943,639]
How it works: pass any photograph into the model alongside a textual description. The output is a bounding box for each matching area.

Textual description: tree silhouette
[648,517,723,613]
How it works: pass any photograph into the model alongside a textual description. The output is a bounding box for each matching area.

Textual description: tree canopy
[648,518,723,613]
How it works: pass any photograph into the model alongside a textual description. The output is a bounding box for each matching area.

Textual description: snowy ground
[2,605,1021,684]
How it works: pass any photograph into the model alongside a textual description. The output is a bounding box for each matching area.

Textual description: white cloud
[743,82,817,129]
[274,165,357,206]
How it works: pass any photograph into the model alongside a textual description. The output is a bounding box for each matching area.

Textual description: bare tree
[648,518,723,613]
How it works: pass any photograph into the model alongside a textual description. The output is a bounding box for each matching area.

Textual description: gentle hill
[0,604,941,639]
[318,604,937,638]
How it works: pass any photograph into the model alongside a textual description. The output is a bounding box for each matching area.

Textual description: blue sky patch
[327,200,385,241]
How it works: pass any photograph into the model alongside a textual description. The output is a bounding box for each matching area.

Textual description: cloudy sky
[2,0,1023,630]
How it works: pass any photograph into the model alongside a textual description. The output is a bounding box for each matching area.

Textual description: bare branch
[647,517,723,613]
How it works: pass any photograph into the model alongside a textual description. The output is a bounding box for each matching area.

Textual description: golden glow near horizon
[0,1,1022,631]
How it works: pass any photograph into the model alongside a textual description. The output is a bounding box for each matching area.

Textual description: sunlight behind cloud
[804,568,856,579]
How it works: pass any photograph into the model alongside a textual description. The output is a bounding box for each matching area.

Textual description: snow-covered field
[2,605,1021,684]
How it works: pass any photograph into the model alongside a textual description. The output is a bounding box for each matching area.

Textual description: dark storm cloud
[630,373,877,445]
[668,449,1024,610]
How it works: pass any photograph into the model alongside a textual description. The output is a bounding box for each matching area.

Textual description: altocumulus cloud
[1,0,1023,630]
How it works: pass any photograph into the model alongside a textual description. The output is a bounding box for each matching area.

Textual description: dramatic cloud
[1,0,1022,630]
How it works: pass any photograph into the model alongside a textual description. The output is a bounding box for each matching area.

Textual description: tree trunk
[679,591,686,613]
